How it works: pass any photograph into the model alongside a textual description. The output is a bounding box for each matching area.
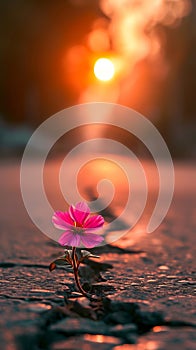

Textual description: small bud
[49,262,56,272]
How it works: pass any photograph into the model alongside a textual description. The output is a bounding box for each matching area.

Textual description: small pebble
[158,265,169,270]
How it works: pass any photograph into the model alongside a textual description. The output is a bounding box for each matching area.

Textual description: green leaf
[78,250,100,262]
[49,257,72,271]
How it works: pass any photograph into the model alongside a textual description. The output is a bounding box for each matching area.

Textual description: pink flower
[52,202,104,248]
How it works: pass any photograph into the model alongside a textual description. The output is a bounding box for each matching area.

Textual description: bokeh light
[94,58,115,81]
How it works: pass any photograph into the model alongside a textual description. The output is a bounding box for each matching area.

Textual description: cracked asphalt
[0,157,195,349]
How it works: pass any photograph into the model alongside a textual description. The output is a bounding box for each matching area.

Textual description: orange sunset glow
[94,57,115,82]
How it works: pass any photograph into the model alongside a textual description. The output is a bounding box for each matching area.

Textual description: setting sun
[94,57,115,82]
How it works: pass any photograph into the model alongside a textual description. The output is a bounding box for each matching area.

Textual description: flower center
[73,222,84,234]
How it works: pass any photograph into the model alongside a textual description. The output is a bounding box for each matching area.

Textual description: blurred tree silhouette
[0,0,100,124]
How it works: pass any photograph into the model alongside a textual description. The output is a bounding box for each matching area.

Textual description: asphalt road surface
[0,156,195,350]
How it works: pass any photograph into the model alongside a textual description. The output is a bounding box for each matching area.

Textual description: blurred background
[0,0,196,158]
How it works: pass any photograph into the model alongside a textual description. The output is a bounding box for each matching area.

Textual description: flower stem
[72,247,89,298]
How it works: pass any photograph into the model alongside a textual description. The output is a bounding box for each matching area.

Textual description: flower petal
[80,233,104,248]
[58,231,81,247]
[69,202,90,226]
[52,211,74,230]
[84,215,104,229]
